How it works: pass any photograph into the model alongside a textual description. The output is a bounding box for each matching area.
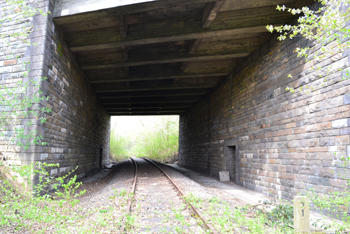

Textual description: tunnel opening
[109,115,180,163]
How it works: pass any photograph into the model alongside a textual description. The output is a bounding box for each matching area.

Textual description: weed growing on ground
[0,162,138,233]
[0,162,85,232]
[185,193,294,234]
[305,161,350,233]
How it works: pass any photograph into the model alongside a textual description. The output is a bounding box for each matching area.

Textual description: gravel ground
[128,158,205,234]
[1,158,344,233]
[52,159,136,233]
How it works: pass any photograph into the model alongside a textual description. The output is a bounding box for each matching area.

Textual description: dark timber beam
[104,103,192,109]
[53,0,215,24]
[82,53,248,70]
[102,96,201,105]
[119,15,130,78]
[106,108,188,112]
[180,39,203,72]
[94,84,218,93]
[97,89,211,98]
[108,111,184,115]
[65,5,294,52]
[69,26,269,52]
[89,72,228,83]
[119,15,128,38]
[202,1,225,28]
[181,0,224,72]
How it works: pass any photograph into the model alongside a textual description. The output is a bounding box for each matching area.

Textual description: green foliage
[110,116,179,162]
[258,200,294,232]
[109,128,131,161]
[131,116,179,162]
[306,172,350,232]
[271,1,350,231]
[0,0,50,44]
[0,76,51,154]
[268,0,350,92]
[0,1,52,159]
[0,1,92,232]
[185,194,291,233]
[0,161,85,232]
[268,0,350,59]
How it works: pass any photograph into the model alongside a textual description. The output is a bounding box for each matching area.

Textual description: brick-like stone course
[0,0,110,183]
[38,0,110,180]
[179,31,350,199]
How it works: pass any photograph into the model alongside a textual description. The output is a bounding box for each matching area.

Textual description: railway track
[120,157,218,234]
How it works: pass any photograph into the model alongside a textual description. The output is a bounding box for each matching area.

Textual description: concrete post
[294,196,310,233]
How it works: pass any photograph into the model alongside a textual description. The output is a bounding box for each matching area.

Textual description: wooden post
[294,196,310,233]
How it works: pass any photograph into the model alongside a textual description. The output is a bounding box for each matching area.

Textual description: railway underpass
[4,0,350,210]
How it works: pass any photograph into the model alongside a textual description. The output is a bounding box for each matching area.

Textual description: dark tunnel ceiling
[53,0,313,116]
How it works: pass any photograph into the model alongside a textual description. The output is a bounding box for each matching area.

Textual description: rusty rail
[142,157,219,234]
[119,157,138,234]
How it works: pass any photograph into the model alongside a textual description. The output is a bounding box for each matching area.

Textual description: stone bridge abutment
[1,0,349,200]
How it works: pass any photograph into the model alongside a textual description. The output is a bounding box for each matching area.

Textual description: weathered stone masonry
[41,1,110,180]
[0,0,111,183]
[179,32,350,200]
[2,0,350,200]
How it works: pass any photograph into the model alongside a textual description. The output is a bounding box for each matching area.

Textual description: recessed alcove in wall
[224,138,240,184]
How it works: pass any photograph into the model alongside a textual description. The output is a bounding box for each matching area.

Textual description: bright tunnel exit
[109,116,179,163]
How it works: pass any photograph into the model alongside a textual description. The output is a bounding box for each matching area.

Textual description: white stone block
[51,169,57,175]
[332,119,347,128]
[12,65,22,72]
[60,167,68,173]
[0,66,12,74]
[219,171,230,182]
[63,77,69,87]
[40,153,48,160]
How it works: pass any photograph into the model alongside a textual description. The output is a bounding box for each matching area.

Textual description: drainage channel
[120,157,218,234]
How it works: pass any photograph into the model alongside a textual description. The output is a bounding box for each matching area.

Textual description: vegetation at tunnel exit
[110,116,179,163]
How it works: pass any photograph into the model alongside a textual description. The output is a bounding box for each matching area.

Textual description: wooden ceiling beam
[53,0,215,24]
[188,39,203,55]
[119,15,130,78]
[108,111,184,115]
[105,103,192,109]
[181,0,224,72]
[66,5,294,52]
[119,15,128,38]
[94,83,218,93]
[106,107,190,112]
[69,25,268,52]
[180,38,203,72]
[202,1,225,28]
[97,89,210,98]
[102,96,200,105]
[89,72,228,83]
[82,53,247,70]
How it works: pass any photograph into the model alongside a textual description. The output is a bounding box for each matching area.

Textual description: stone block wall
[38,0,111,180]
[179,31,350,199]
[0,0,48,165]
[0,0,111,182]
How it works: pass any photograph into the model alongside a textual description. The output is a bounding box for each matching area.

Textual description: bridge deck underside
[53,0,311,115]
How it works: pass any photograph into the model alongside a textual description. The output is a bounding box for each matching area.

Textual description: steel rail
[119,157,138,234]
[142,157,219,234]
